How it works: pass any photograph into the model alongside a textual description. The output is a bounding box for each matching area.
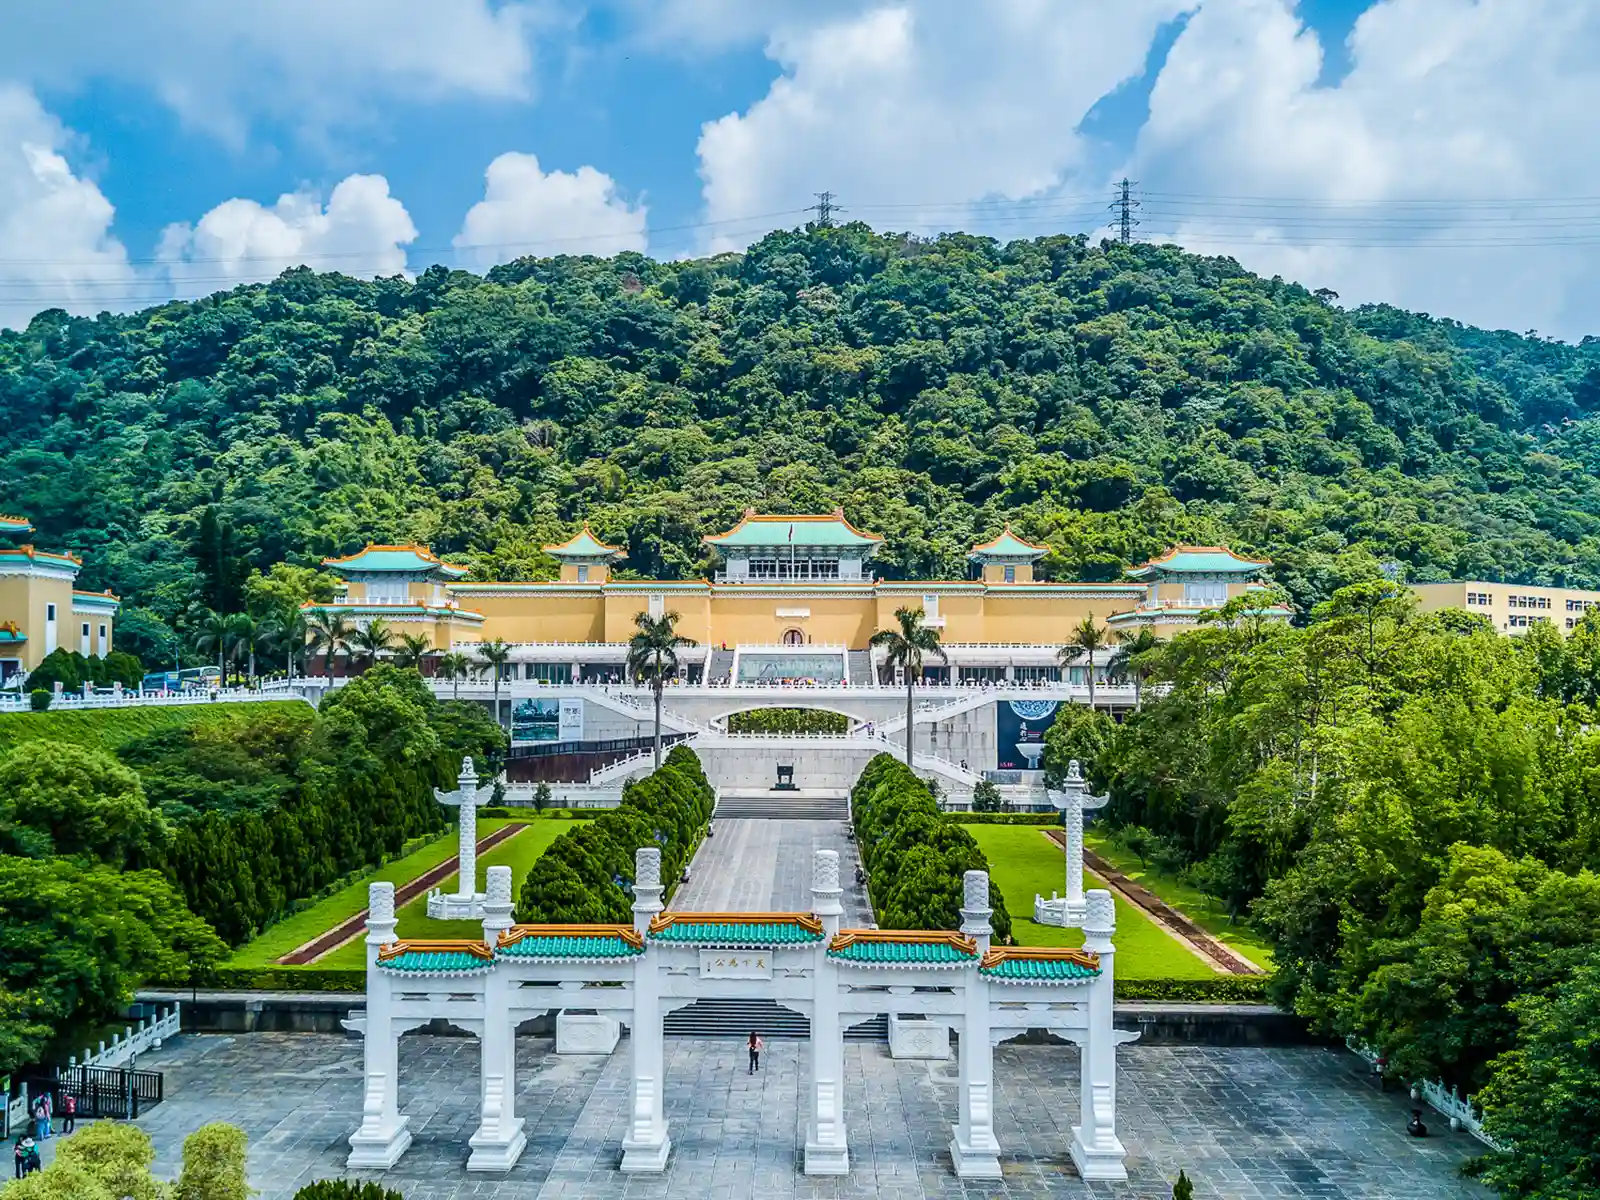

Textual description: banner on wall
[995,699,1061,771]
[512,698,585,745]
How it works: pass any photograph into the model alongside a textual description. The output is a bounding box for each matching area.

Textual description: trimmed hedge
[203,966,366,991]
[294,1180,405,1200]
[948,812,1060,825]
[1114,975,1273,1003]
[851,753,1013,942]
[515,745,713,923]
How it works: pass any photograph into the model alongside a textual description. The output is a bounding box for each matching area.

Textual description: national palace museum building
[0,513,119,684]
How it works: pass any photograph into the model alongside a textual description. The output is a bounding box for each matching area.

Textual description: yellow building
[0,513,120,683]
[1412,580,1600,635]
[314,511,1287,680]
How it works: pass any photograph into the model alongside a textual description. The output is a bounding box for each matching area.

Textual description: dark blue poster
[995,698,1062,771]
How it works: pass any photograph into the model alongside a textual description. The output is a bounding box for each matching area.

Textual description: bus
[140,666,222,693]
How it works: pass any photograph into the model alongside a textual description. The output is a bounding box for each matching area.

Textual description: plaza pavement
[124,1030,1487,1200]
[669,815,874,926]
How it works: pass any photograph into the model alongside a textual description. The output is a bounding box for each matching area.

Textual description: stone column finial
[960,869,993,951]
[812,849,843,924]
[632,847,664,930]
[483,865,515,948]
[367,881,397,944]
[459,756,478,788]
[1083,889,1115,948]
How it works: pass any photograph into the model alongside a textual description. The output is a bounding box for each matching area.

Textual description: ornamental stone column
[347,881,412,1169]
[1070,889,1128,1181]
[469,866,525,1171]
[950,869,1001,1179]
[621,847,671,1172]
[805,849,849,1175]
[1042,759,1109,927]
[455,758,480,903]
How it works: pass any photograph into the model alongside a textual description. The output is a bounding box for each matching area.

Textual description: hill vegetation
[4,227,1600,660]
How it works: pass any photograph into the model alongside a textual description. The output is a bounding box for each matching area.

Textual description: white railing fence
[69,1003,182,1070]
[1345,1037,1500,1149]
[0,689,306,713]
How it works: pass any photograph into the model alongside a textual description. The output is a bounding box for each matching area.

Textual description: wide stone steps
[713,794,850,820]
[663,998,886,1041]
[708,648,734,684]
[846,649,874,685]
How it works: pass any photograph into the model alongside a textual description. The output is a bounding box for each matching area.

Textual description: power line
[810,191,844,229]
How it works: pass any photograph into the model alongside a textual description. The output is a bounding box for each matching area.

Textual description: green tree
[475,638,513,728]
[971,779,1003,812]
[7,1121,167,1200]
[1061,613,1108,710]
[291,1183,405,1200]
[191,609,231,677]
[305,610,354,675]
[0,742,171,867]
[626,612,695,768]
[393,632,433,670]
[870,607,946,767]
[1107,626,1163,708]
[350,617,397,671]
[226,612,267,682]
[436,650,472,700]
[1172,1169,1194,1200]
[175,1122,252,1200]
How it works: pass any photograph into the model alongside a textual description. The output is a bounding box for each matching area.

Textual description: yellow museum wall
[456,592,608,643]
[705,593,878,648]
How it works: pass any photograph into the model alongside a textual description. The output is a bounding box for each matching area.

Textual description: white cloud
[0,1,551,143]
[157,175,418,296]
[454,152,647,269]
[694,1,1193,253]
[0,85,135,331]
[1130,0,1600,339]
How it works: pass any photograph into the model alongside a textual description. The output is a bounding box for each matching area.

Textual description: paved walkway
[671,818,873,925]
[125,1032,1486,1199]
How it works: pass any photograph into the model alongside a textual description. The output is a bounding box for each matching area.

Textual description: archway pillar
[621,847,672,1173]
[1069,890,1128,1181]
[347,882,412,1169]
[804,850,849,1175]
[469,866,526,1171]
[950,871,1001,1179]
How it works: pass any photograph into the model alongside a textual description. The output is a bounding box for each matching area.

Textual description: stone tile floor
[119,1032,1484,1200]
[670,817,873,926]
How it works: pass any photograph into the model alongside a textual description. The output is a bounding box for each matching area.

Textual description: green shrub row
[948,811,1060,825]
[199,966,367,991]
[0,700,312,753]
[515,745,714,923]
[851,753,1013,942]
[1113,975,1274,1003]
[295,1181,405,1200]
[727,708,848,734]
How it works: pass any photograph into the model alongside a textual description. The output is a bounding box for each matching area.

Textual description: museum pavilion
[312,510,1289,684]
[0,512,120,683]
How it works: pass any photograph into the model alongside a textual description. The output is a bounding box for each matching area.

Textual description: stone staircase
[846,649,874,685]
[708,648,735,684]
[663,998,886,1041]
[713,791,851,820]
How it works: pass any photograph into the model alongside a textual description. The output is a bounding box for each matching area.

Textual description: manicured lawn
[224,819,521,968]
[1085,830,1275,970]
[966,825,1217,981]
[318,819,588,968]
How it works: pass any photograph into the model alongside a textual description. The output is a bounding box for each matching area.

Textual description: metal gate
[26,1065,164,1120]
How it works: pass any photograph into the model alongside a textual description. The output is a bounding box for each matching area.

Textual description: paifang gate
[347,848,1135,1182]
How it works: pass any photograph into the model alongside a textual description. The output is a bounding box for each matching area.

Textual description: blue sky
[1,1,1596,338]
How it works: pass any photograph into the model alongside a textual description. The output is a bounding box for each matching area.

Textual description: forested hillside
[5,225,1600,657]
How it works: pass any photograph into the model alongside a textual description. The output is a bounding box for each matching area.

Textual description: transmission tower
[810,191,844,229]
[1109,178,1141,244]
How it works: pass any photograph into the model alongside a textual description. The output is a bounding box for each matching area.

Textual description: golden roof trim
[828,928,978,954]
[648,911,824,935]
[978,946,1101,971]
[377,938,494,962]
[498,923,644,950]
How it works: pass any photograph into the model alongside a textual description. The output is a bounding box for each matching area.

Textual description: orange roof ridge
[72,588,121,600]
[978,946,1101,970]
[704,509,883,543]
[829,928,978,954]
[4,545,83,565]
[969,525,1050,553]
[498,924,644,950]
[377,939,494,962]
[1142,544,1271,566]
[648,911,824,935]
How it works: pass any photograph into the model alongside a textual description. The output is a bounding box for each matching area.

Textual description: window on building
[99,623,107,643]
[46,603,56,620]
[82,622,91,641]
[1013,665,1060,683]
[1003,565,1016,583]
[1184,579,1227,606]
[648,594,665,619]
[576,565,589,583]
[365,579,407,604]
[922,595,940,621]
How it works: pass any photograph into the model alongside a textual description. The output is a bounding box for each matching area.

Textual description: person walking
[61,1092,76,1134]
[747,1031,763,1074]
[39,1092,52,1139]
[13,1138,25,1180]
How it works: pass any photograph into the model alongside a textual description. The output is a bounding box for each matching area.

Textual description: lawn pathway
[1044,828,1264,974]
[276,823,528,965]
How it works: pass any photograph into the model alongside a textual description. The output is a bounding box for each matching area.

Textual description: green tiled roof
[980,956,1101,982]
[829,939,976,965]
[648,921,823,946]
[498,933,643,959]
[705,514,881,549]
[0,515,31,534]
[1126,547,1269,579]
[323,545,469,577]
[379,949,494,974]
[72,591,120,610]
[0,629,24,644]
[544,527,623,559]
[968,528,1048,561]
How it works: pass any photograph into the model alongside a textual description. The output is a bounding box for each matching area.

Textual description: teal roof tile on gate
[378,949,494,974]
[497,933,643,959]
[978,955,1101,982]
[647,913,824,946]
[828,939,977,965]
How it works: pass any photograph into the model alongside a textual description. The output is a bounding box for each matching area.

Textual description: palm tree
[1060,613,1109,711]
[394,632,433,670]
[626,612,696,768]
[870,607,947,768]
[305,609,354,676]
[1107,626,1164,709]
[350,617,397,671]
[476,638,513,728]
[437,650,472,700]
[225,613,268,683]
[192,609,231,680]
[263,606,309,678]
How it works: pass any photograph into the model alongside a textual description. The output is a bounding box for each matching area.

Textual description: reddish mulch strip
[1043,829,1262,975]
[276,823,529,965]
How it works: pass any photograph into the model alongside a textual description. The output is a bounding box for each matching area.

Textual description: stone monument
[1034,759,1109,927]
